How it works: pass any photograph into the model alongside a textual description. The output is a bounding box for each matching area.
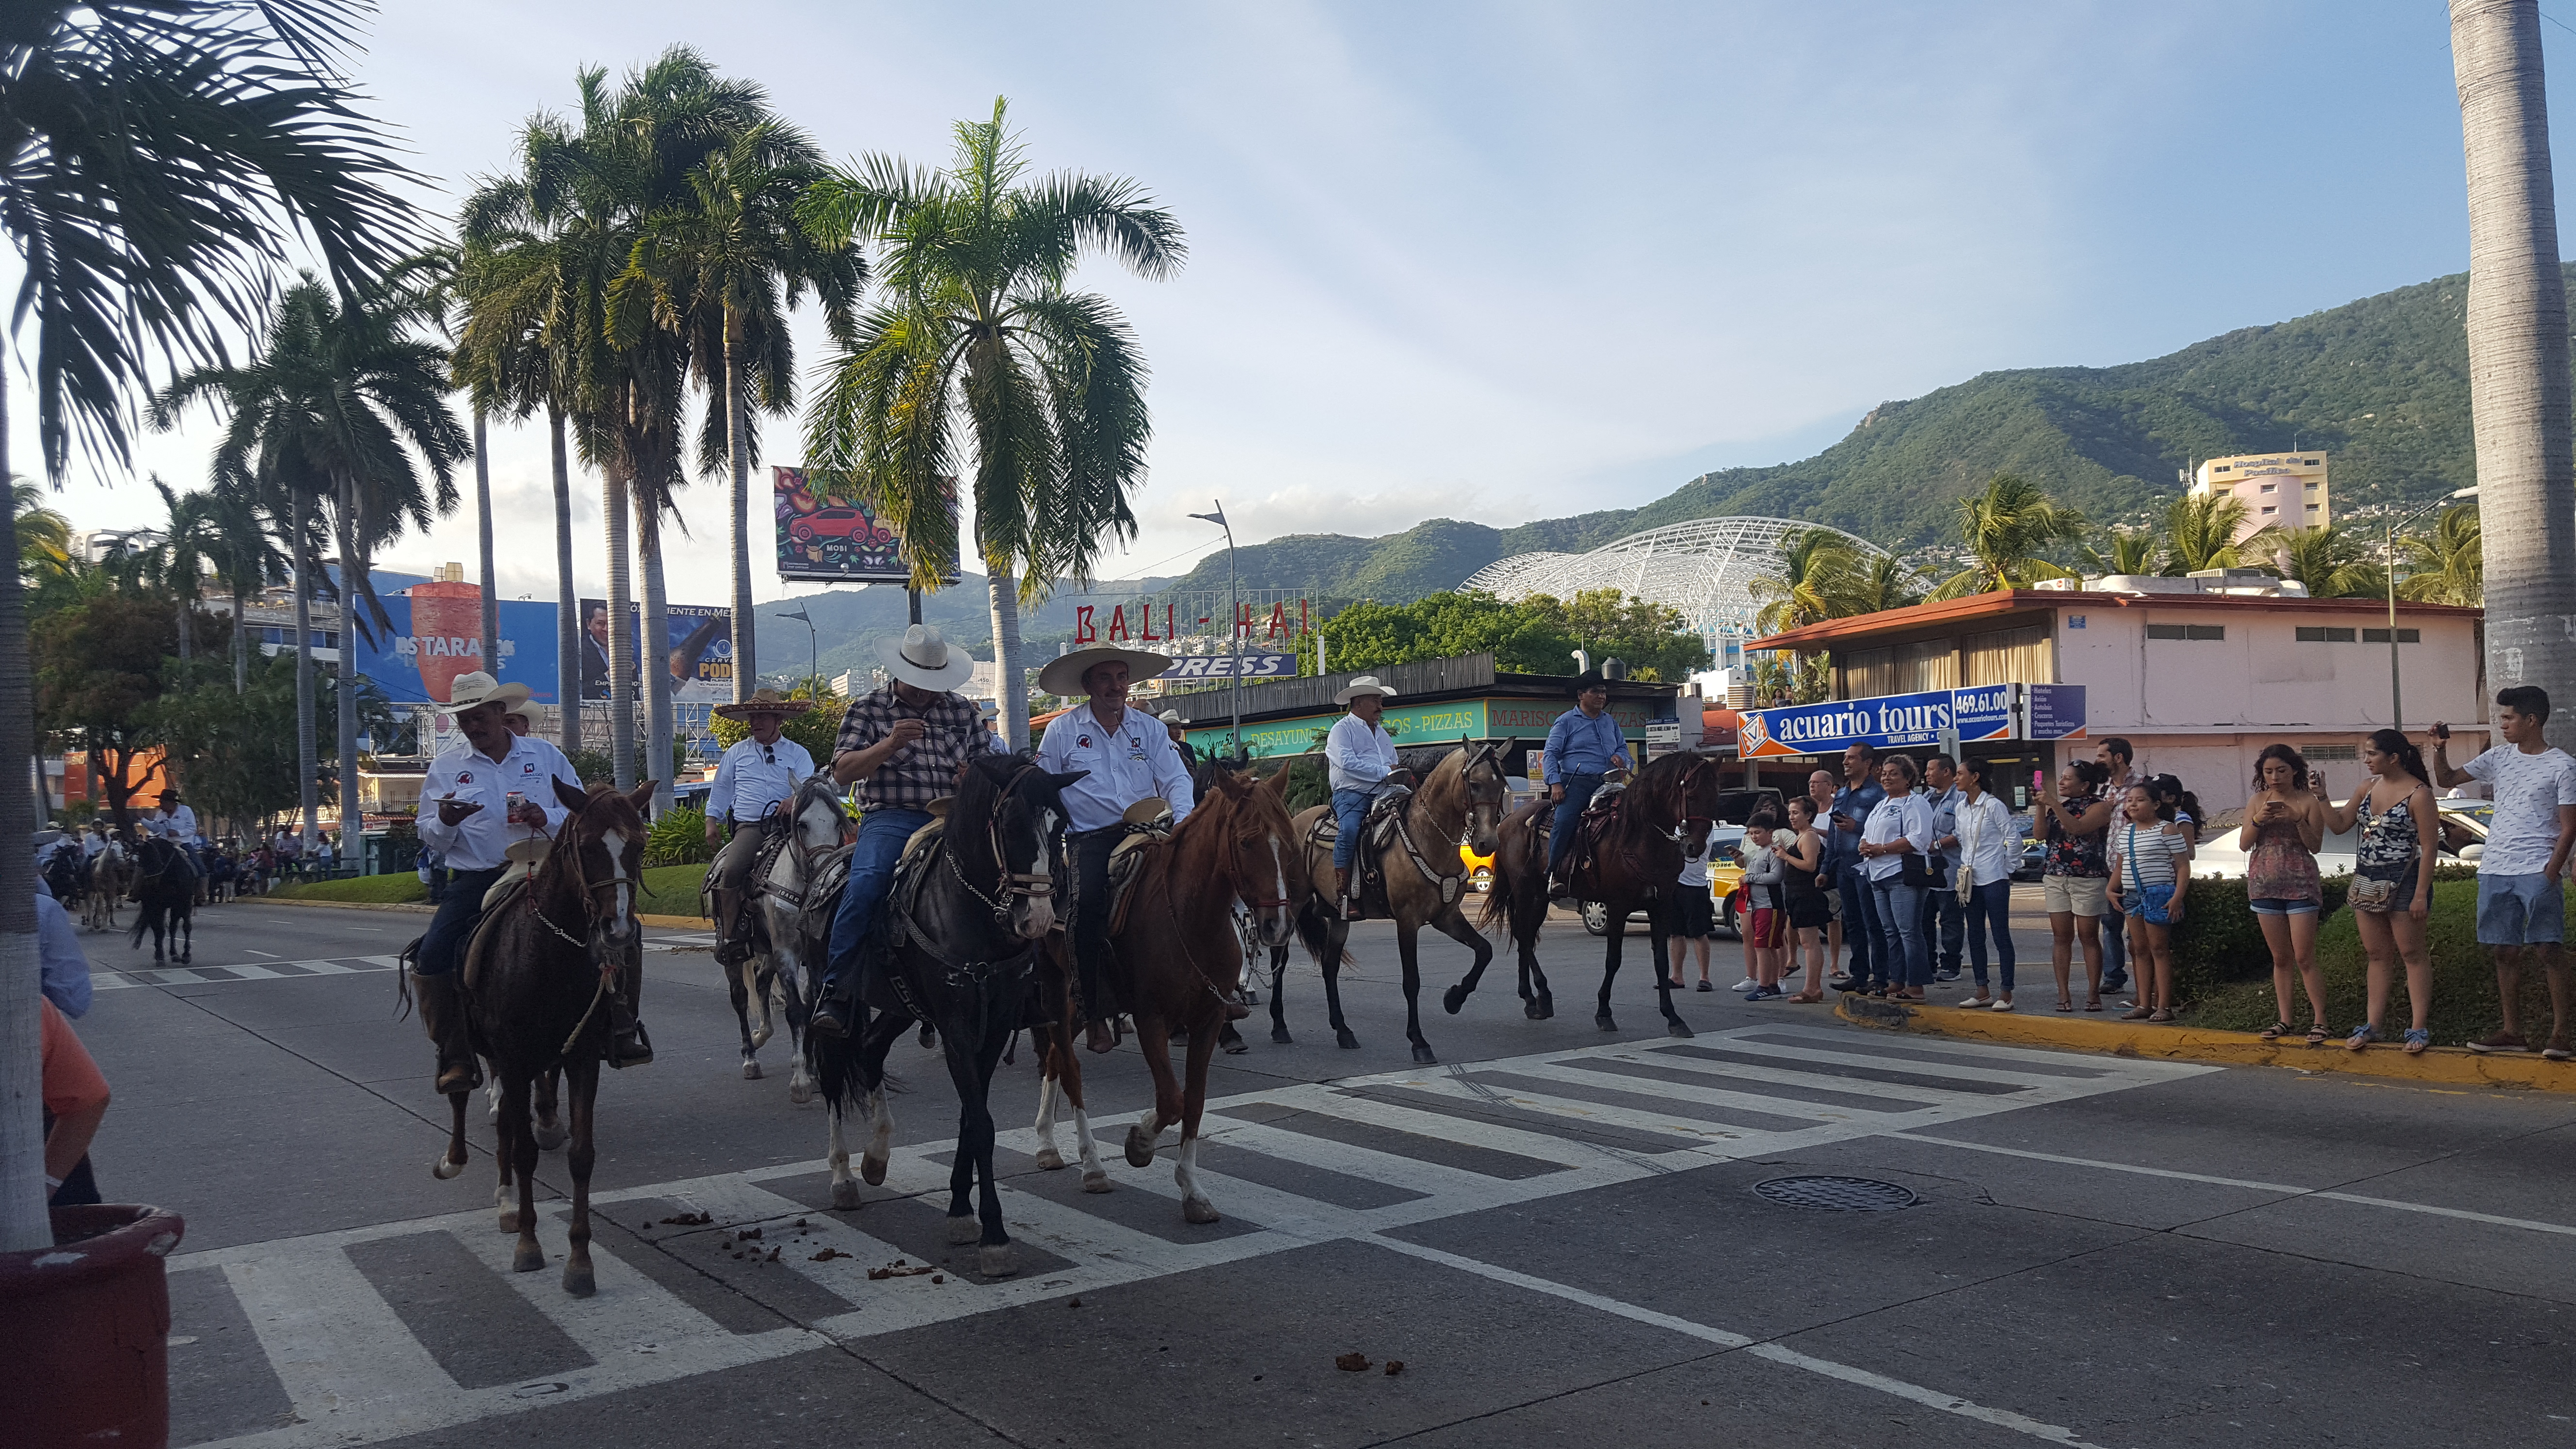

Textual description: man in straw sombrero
[811,624,1001,1038]
[1035,640,1202,1052]
[411,670,649,1093]
[704,688,818,967]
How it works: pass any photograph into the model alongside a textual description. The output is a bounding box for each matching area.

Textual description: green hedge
[269,863,709,918]
[2168,875,2349,1005]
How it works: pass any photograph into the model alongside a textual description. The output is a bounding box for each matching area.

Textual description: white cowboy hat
[876,624,978,692]
[443,670,531,713]
[1334,675,1399,705]
[1038,644,1171,698]
[1157,708,1185,724]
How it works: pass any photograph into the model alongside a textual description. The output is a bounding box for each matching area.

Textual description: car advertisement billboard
[351,584,561,707]
[774,465,961,586]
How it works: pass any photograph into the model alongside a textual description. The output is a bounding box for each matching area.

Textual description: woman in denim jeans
[1857,755,1935,1001]
[1948,758,2022,1010]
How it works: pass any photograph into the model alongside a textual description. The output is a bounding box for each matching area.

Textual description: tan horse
[1032,766,1304,1223]
[1277,740,1512,1063]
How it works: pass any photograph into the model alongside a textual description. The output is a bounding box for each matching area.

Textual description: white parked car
[2184,800,2487,880]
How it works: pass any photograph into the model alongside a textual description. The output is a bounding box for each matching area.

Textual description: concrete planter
[0,1204,187,1448]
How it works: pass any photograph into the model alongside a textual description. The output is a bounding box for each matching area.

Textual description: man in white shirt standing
[411,671,636,1093]
[1324,676,1409,921]
[703,688,818,966]
[2433,686,2576,1058]
[1035,643,1200,1052]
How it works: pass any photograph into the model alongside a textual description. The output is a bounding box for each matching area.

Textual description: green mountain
[1151,264,2506,603]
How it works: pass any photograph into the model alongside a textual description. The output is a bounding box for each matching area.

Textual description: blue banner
[351,591,563,707]
[2027,683,2087,741]
[1740,684,2017,757]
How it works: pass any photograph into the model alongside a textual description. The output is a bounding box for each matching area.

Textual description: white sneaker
[1730,978,1758,993]
[1989,998,2016,1012]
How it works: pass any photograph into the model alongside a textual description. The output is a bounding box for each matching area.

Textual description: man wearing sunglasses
[706,688,818,968]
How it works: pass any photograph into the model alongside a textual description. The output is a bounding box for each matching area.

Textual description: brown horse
[1277,740,1512,1063]
[1033,766,1304,1223]
[1469,749,1726,1037]
[451,778,653,1296]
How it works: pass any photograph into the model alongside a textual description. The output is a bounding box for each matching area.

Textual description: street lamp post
[1188,502,1243,757]
[2383,486,2479,730]
[779,606,817,693]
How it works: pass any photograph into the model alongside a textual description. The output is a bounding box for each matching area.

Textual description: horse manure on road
[659,1211,712,1226]
[1336,1353,1372,1372]
[810,1248,851,1262]
[867,1262,938,1280]
[1384,1361,1405,1376]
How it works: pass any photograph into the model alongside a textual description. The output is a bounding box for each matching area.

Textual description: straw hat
[1038,644,1171,698]
[876,624,978,692]
[1334,675,1399,705]
[444,670,531,713]
[712,686,800,721]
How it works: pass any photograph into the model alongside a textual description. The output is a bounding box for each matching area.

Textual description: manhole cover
[1751,1175,1920,1212]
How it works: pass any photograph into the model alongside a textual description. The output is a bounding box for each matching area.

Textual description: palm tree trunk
[989,564,1029,751]
[2454,0,2576,732]
[0,376,49,1250]
[474,407,498,676]
[638,495,675,812]
[176,596,193,662]
[551,405,580,760]
[291,492,320,852]
[725,321,756,699]
[605,464,637,792]
[334,469,362,860]
[232,579,248,693]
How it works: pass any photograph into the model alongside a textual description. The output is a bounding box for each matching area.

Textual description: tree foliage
[707,684,846,762]
[2398,504,2481,606]
[1929,473,2084,599]
[1317,589,1707,681]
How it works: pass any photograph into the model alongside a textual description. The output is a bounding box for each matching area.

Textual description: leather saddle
[462,872,532,993]
[1104,801,1176,936]
[1306,786,1414,914]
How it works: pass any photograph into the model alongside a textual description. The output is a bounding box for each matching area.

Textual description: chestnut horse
[454,778,653,1296]
[1466,749,1726,1037]
[1278,740,1511,1063]
[1032,766,1304,1222]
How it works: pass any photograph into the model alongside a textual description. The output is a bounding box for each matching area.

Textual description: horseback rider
[1325,675,1413,921]
[1034,643,1202,1054]
[1544,671,1633,901]
[810,624,999,1039]
[411,670,650,1095]
[703,688,816,968]
[1159,709,1199,772]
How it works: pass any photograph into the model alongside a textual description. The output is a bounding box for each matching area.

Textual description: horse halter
[1664,755,1721,841]
[1204,785,1292,911]
[946,761,1063,926]
[531,799,636,949]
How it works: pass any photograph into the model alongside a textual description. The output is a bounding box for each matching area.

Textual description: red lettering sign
[1108,605,1129,642]
[1075,605,1097,644]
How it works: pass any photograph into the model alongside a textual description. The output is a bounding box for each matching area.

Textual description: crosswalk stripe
[1290,1088,1634,1168]
[1391,1071,1771,1143]
[1584,1044,1986,1106]
[222,1252,460,1425]
[1521,1057,1872,1123]
[1679,1034,2064,1088]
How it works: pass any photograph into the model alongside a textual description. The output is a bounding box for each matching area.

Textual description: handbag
[2123,825,2175,926]
[1898,798,1948,889]
[1952,801,1980,904]
[2347,798,2409,911]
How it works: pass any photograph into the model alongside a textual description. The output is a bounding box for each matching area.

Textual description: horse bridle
[1664,754,1721,840]
[945,761,1064,926]
[531,799,635,950]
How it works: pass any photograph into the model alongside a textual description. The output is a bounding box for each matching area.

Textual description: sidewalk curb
[1834,993,2576,1093]
[250,896,708,930]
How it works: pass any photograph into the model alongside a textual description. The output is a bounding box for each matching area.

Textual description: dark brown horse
[1468,749,1726,1037]
[1278,740,1511,1063]
[127,836,196,965]
[455,778,653,1296]
[1033,766,1304,1223]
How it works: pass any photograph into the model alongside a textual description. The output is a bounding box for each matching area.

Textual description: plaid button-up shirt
[834,684,1002,812]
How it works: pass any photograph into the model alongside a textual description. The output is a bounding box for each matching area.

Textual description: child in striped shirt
[2107,784,2190,1023]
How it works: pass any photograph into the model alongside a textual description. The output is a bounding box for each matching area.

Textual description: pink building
[1748,577,2486,813]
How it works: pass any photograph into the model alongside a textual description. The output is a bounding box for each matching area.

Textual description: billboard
[577,599,734,705]
[352,584,562,707]
[1738,685,2017,758]
[2027,683,2088,741]
[774,465,961,586]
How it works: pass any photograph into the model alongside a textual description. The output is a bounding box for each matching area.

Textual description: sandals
[2146,1008,2174,1023]
[2084,999,2104,1012]
[2260,1021,2290,1042]
[2345,1023,2379,1052]
[2402,1028,2431,1055]
[2120,1006,2153,1021]
[2056,999,2074,1013]
[2305,1023,2330,1047]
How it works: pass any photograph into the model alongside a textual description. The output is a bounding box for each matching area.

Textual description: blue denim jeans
[414,866,505,976]
[1548,773,1605,876]
[1870,876,1931,988]
[1331,788,1373,870]
[1836,862,1880,985]
[824,807,933,993]
[1963,878,2015,993]
[1920,878,1964,972]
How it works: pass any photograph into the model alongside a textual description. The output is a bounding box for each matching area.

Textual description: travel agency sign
[1738,683,2085,757]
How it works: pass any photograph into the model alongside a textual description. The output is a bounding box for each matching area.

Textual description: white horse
[747,774,853,1104]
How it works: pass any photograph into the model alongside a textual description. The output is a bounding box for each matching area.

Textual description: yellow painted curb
[247,896,707,929]
[1835,993,2576,1093]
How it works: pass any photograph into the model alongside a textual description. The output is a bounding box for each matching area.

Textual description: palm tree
[2256,523,2385,599]
[202,475,286,692]
[802,97,1185,749]
[2157,490,2257,575]
[2079,528,2159,576]
[1849,552,1931,614]
[624,123,863,704]
[1749,527,1864,635]
[11,483,72,583]
[1929,473,2083,600]
[2399,503,2484,605]
[2452,0,2576,715]
[142,477,220,661]
[0,0,418,1249]
[393,246,502,672]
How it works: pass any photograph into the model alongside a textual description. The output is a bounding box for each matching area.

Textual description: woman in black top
[1780,794,1832,1003]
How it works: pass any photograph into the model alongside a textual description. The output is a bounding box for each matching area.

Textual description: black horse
[807,754,1083,1277]
[128,836,197,965]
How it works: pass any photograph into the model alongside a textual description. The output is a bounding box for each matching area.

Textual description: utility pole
[1189,502,1243,755]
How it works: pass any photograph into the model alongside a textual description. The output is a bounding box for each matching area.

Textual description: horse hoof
[1224,1035,1250,1056]
[831,1178,862,1210]
[1182,1196,1222,1225]
[1442,984,1468,1015]
[1411,1043,1437,1064]
[1033,1145,1066,1171]
[562,1262,595,1297]
[532,1121,566,1152]
[512,1240,545,1272]
[498,1209,519,1234]
[860,1156,887,1188]
[979,1243,1018,1277]
[1596,1012,1617,1031]
[1082,1171,1112,1194]
[945,1214,978,1245]
[1665,1017,1696,1040]
[432,1154,466,1181]
[750,1025,774,1051]
[741,1060,763,1081]
[1335,1029,1360,1050]
[1271,1025,1293,1045]
[788,1079,815,1106]
[1125,1126,1157,1168]
[1524,999,1545,1020]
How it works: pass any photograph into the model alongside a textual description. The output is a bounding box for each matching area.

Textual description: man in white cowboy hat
[811,624,1001,1038]
[1035,642,1203,1052]
[412,670,645,1093]
[1158,708,1199,771]
[703,688,817,966]
[1325,675,1413,920]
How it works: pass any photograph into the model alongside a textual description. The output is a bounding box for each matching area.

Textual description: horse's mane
[1633,748,1705,790]
[1178,765,1284,844]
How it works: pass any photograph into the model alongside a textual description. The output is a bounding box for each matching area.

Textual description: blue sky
[14,0,2556,606]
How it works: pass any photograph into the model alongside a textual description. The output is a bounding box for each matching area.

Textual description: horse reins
[943,762,1063,927]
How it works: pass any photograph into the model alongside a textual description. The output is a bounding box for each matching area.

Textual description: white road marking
[241,949,280,959]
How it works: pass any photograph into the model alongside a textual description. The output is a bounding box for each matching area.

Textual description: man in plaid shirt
[812,624,999,1036]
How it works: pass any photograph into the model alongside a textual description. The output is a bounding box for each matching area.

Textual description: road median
[249,894,706,930]
[1835,992,2576,1092]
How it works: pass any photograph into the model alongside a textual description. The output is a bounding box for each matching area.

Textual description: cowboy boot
[1336,866,1364,922]
[414,970,482,1095]
[605,955,653,1068]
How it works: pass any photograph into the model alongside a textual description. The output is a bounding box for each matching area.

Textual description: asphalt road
[55,895,2576,1449]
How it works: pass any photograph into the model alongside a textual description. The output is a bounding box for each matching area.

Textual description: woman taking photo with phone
[2241,743,2333,1045]
[2037,759,2117,1012]
[2107,783,2188,1022]
[2320,730,2440,1053]
[1948,758,2022,1011]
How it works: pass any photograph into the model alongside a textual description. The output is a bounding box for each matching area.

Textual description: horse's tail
[1292,899,1357,967]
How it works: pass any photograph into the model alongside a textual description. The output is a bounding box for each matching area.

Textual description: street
[62,897,2576,1449]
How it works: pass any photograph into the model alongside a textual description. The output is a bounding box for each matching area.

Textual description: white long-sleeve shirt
[1953,792,2021,887]
[1861,793,1934,883]
[1326,712,1402,794]
[708,734,815,824]
[1035,702,1196,833]
[417,734,584,871]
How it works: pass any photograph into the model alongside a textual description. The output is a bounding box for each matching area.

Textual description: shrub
[645,805,713,867]
[2169,874,2349,1006]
